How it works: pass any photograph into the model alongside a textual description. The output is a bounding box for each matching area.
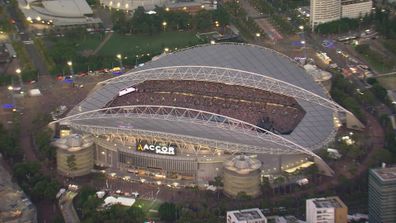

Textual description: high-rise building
[368,166,396,223]
[341,0,372,19]
[310,0,373,31]
[310,0,341,31]
[306,196,348,223]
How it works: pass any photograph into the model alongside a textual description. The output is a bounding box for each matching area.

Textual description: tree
[66,154,77,175]
[194,10,213,31]
[35,127,55,160]
[13,161,41,182]
[212,6,230,26]
[236,191,251,200]
[159,202,177,222]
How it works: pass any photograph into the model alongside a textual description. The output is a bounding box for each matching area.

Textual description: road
[59,191,80,223]
[6,2,49,76]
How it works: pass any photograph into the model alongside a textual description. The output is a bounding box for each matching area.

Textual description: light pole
[299,25,307,64]
[67,61,74,76]
[116,54,123,68]
[162,21,167,31]
[15,68,23,89]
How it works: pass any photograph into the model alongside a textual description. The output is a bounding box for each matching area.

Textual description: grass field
[376,74,396,90]
[89,31,203,57]
[134,199,162,219]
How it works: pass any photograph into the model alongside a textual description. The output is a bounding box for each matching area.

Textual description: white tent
[104,196,135,206]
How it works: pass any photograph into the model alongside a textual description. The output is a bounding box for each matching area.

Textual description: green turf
[134,199,162,219]
[77,34,103,51]
[98,32,203,57]
[376,74,396,90]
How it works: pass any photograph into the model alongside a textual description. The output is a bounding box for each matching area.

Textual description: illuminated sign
[118,87,136,96]
[136,143,176,156]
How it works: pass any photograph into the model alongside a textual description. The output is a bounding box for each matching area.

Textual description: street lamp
[7,86,13,91]
[16,68,21,74]
[164,48,169,53]
[299,25,307,63]
[162,21,167,31]
[67,61,74,76]
[116,54,123,68]
[215,20,219,27]
[255,33,261,37]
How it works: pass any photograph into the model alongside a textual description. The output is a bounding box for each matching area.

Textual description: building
[306,196,348,223]
[51,43,363,185]
[223,155,262,198]
[99,0,216,12]
[0,157,37,223]
[54,134,94,177]
[341,0,372,19]
[310,0,373,31]
[368,166,396,223]
[227,208,267,223]
[18,0,102,26]
[310,0,341,31]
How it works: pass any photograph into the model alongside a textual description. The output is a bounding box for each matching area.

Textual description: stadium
[52,43,363,185]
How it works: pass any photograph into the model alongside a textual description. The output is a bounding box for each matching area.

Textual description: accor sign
[136,143,176,156]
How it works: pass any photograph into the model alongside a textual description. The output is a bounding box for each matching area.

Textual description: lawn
[383,39,396,56]
[134,199,162,219]
[355,44,394,74]
[98,31,203,57]
[376,74,396,90]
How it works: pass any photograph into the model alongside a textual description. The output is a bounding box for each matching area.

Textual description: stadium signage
[136,143,176,156]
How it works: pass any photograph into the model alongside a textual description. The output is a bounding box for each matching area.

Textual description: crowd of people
[108,80,306,134]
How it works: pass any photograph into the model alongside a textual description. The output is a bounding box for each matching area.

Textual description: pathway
[92,32,113,55]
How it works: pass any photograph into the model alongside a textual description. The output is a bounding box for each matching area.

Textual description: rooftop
[0,158,37,223]
[309,196,347,209]
[371,166,396,181]
[228,208,266,221]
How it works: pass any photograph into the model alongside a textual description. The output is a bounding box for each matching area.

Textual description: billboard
[136,141,176,156]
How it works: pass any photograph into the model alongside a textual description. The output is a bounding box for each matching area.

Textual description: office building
[227,208,267,223]
[368,166,396,223]
[310,0,373,31]
[306,196,348,223]
[310,0,341,31]
[341,0,372,19]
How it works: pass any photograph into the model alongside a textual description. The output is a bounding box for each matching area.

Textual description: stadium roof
[56,43,350,174]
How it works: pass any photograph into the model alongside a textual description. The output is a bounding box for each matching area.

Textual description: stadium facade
[52,43,363,185]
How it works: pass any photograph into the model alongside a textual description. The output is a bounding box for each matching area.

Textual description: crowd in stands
[107,80,305,134]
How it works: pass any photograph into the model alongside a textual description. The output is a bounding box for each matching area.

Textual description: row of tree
[316,7,396,37]
[0,115,60,202]
[112,6,230,35]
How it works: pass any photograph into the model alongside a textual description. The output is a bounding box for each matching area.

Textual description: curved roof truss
[98,66,348,113]
[58,105,310,154]
[54,105,334,175]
